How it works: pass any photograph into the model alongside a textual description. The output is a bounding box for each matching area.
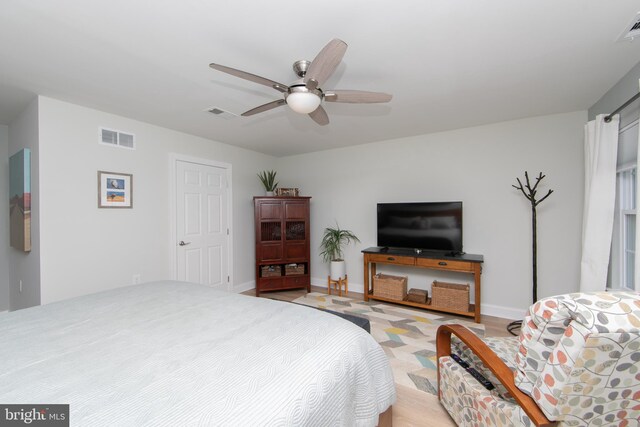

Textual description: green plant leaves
[257,170,278,191]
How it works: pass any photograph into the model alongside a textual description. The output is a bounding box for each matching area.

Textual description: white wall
[589,59,640,128]
[0,125,8,311]
[8,95,586,316]
[37,96,274,304]
[589,59,640,168]
[8,98,41,310]
[277,111,586,318]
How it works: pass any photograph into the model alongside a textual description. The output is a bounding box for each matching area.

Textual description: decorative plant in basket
[257,170,278,195]
[320,223,360,280]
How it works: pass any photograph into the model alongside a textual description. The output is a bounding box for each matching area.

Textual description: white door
[176,160,230,289]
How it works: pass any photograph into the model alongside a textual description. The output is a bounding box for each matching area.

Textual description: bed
[0,281,395,426]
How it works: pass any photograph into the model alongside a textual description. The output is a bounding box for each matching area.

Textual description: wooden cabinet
[254,197,311,296]
[362,247,484,322]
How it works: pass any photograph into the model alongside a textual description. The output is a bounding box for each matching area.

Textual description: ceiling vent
[205,107,238,120]
[100,127,136,150]
[617,12,640,42]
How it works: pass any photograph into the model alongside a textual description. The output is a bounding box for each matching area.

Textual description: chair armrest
[437,324,554,427]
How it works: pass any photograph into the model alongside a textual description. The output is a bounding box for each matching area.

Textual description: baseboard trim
[233,280,255,294]
[480,303,526,320]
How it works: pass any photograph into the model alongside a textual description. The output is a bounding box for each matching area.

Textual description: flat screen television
[377,202,463,253]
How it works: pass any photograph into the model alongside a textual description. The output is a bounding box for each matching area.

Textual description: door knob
[179,240,191,246]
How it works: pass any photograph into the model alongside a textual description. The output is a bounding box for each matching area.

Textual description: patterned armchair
[436,291,640,426]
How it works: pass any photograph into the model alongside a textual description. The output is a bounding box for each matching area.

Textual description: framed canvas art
[98,171,133,208]
[9,148,31,252]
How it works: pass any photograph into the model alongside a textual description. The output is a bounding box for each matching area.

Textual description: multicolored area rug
[292,292,485,395]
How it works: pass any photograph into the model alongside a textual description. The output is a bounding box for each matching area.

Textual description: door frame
[169,153,233,290]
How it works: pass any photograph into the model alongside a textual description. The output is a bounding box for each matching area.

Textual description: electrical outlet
[132,274,141,285]
[19,280,22,293]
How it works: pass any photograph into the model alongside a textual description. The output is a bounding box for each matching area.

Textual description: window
[613,165,636,290]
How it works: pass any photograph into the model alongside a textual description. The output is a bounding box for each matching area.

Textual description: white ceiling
[1,1,640,157]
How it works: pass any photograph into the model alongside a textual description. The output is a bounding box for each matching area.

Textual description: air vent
[100,127,136,150]
[617,12,640,42]
[205,107,238,120]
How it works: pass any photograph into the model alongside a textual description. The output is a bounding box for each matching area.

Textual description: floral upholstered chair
[436,291,640,426]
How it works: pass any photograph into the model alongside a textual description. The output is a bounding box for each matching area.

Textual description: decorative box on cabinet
[254,197,311,296]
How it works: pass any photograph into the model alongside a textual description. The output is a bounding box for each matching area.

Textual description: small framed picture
[98,171,133,208]
[275,188,299,197]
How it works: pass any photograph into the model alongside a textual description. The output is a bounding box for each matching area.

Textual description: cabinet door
[255,200,283,262]
[285,201,307,219]
[284,201,309,261]
[259,201,282,219]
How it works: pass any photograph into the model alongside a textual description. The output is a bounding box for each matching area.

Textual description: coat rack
[508,171,554,335]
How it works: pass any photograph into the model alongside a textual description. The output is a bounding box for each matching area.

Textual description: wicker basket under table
[431,281,470,312]
[373,273,408,301]
[405,288,428,304]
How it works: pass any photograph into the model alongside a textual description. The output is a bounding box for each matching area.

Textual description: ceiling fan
[209,39,392,126]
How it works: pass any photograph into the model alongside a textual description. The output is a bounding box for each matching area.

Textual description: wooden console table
[362,247,484,322]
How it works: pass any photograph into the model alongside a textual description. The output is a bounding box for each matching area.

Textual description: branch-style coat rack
[508,172,553,335]
[513,171,554,303]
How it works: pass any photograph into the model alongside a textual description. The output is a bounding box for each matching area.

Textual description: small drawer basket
[285,263,305,276]
[261,265,281,277]
[373,273,408,301]
[404,288,429,304]
[431,281,469,312]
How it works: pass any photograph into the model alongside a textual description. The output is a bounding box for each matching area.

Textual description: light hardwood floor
[243,286,513,427]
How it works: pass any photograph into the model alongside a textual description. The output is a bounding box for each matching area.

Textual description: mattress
[0,281,396,426]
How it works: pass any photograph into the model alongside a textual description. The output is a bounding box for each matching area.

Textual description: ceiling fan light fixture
[286,91,321,114]
[209,38,392,126]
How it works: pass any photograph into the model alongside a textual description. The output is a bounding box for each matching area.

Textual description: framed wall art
[9,148,31,252]
[98,171,133,208]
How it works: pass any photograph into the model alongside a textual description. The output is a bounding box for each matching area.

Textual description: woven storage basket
[404,288,428,304]
[261,265,281,277]
[373,273,407,301]
[431,281,469,311]
[285,264,305,276]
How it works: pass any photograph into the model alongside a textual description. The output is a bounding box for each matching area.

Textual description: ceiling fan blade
[308,105,329,126]
[241,99,286,117]
[209,63,289,93]
[304,39,347,88]
[324,90,393,103]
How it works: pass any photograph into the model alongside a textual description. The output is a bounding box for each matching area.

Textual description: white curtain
[580,114,620,292]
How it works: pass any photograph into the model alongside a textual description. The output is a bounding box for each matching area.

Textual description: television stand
[362,247,483,322]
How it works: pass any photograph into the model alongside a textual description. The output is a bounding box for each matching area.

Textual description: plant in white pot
[257,170,278,196]
[320,223,361,281]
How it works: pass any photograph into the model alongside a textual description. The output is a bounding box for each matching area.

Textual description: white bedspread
[0,281,395,426]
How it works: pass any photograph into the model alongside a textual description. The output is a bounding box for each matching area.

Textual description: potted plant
[257,170,278,196]
[320,223,361,280]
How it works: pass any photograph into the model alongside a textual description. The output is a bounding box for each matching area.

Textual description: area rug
[292,292,485,395]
